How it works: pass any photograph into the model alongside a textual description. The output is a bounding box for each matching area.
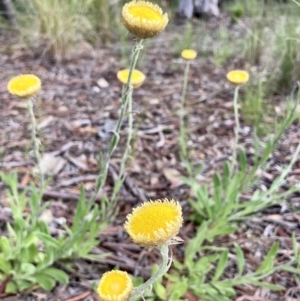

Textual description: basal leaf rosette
[117,69,146,88]
[226,70,249,86]
[98,270,133,301]
[122,0,169,39]
[7,74,41,98]
[181,49,197,60]
[124,199,183,248]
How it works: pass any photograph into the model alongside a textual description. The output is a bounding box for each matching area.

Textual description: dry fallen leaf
[38,116,55,130]
[163,167,183,188]
[33,153,66,175]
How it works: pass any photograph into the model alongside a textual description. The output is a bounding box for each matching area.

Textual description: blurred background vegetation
[0,0,300,133]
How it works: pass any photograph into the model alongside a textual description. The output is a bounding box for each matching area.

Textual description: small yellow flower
[122,0,169,39]
[124,199,183,248]
[226,70,249,86]
[98,270,133,301]
[117,69,146,88]
[181,49,197,60]
[7,74,41,98]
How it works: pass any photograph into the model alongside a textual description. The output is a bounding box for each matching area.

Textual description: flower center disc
[130,203,178,238]
[110,282,123,294]
[128,6,162,22]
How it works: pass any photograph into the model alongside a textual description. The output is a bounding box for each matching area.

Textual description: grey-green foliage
[0,172,107,294]
[153,84,300,301]
[150,142,300,300]
[189,93,299,225]
[158,231,300,301]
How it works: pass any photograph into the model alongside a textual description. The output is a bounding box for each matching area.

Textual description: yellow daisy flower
[122,0,169,39]
[117,69,146,88]
[7,74,41,98]
[181,49,197,60]
[226,70,249,86]
[98,270,133,301]
[124,199,183,248]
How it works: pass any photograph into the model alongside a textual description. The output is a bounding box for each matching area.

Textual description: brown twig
[0,275,12,295]
[62,291,91,301]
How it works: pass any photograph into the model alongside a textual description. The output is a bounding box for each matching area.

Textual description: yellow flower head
[181,49,197,60]
[98,270,133,301]
[124,199,183,248]
[226,70,249,86]
[117,69,146,88]
[7,74,41,98]
[122,0,169,39]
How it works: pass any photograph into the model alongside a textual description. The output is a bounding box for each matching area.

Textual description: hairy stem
[233,86,240,160]
[179,61,192,174]
[27,98,44,188]
[89,39,144,211]
[129,244,170,299]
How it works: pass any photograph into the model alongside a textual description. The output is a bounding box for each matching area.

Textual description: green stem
[233,86,240,160]
[129,244,170,300]
[179,61,192,174]
[88,39,144,210]
[110,87,133,208]
[27,98,44,188]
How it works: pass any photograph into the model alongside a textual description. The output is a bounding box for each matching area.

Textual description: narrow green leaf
[169,281,188,300]
[256,242,279,273]
[281,265,300,275]
[238,149,247,173]
[27,244,39,263]
[213,173,222,208]
[154,281,166,300]
[251,280,284,291]
[234,243,245,276]
[24,232,38,247]
[14,279,33,292]
[20,248,30,263]
[35,273,56,291]
[173,259,183,271]
[72,187,86,233]
[20,263,36,275]
[212,249,228,281]
[0,236,10,257]
[36,232,60,249]
[0,254,12,273]
[42,268,69,284]
[5,281,17,294]
[209,282,235,297]
[222,162,231,188]
[80,253,109,261]
[185,222,208,264]
[6,222,17,239]
[292,232,298,258]
[194,254,217,276]
[36,220,50,234]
